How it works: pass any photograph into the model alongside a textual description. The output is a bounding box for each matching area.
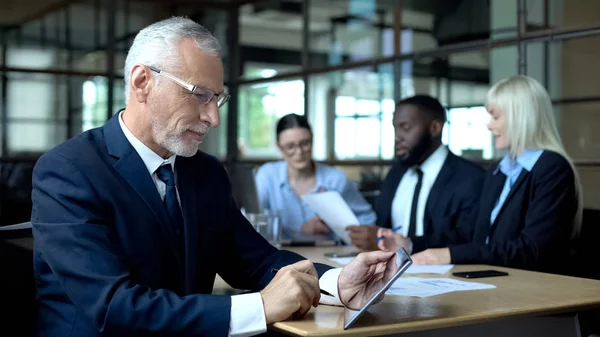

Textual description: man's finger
[289,259,319,277]
[385,252,399,279]
[356,250,396,266]
[293,271,320,306]
[346,225,362,232]
[348,232,360,239]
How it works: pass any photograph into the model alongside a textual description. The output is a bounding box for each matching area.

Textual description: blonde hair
[485,75,582,237]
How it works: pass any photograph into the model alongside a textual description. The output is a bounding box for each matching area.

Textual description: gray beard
[150,116,206,157]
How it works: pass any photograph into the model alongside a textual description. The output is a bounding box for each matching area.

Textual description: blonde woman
[377,75,582,273]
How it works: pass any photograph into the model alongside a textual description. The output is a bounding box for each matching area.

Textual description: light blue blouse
[255,161,377,231]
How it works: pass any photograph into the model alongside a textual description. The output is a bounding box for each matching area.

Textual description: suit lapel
[380,163,407,228]
[104,114,183,267]
[490,169,529,228]
[175,157,200,293]
[472,173,506,242]
[424,154,455,233]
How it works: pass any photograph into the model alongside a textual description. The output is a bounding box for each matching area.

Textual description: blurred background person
[255,113,376,235]
[378,76,582,274]
[347,95,484,251]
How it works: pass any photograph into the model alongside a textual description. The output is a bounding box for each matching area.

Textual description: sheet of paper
[403,264,454,275]
[386,277,496,298]
[302,191,359,245]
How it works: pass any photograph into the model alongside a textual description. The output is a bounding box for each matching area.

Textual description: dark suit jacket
[31,114,331,337]
[375,151,485,252]
[420,151,577,273]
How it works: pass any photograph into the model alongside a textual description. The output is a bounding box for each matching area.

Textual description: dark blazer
[418,151,578,273]
[31,114,331,337]
[375,151,485,251]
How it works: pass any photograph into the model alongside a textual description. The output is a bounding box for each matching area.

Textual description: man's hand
[376,228,411,253]
[346,225,379,251]
[301,217,330,234]
[260,260,320,324]
[338,251,397,310]
[411,248,451,265]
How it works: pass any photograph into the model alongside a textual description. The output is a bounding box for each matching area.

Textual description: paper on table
[386,277,496,298]
[403,264,454,275]
[326,257,453,275]
[302,191,358,245]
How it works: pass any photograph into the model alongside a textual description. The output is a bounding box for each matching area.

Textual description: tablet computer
[343,248,412,330]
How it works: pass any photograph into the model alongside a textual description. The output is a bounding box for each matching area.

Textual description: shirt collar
[494,149,544,176]
[417,144,448,176]
[118,111,176,175]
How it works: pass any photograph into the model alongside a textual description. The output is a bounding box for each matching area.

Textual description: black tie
[156,165,185,243]
[408,168,423,237]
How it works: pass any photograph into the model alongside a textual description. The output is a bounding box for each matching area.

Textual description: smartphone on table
[452,270,509,279]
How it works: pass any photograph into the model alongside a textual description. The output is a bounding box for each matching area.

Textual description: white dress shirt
[118,112,343,336]
[390,145,449,237]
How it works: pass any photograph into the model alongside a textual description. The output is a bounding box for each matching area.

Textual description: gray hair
[123,16,222,104]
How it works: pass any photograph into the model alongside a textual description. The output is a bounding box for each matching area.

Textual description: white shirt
[118,112,177,203]
[118,112,343,336]
[390,145,449,237]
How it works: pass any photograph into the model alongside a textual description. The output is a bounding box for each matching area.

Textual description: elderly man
[31,16,397,337]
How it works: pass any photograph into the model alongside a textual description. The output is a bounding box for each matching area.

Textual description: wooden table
[214,247,600,337]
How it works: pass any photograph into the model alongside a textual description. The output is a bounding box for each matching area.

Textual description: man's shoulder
[37,127,105,168]
[447,152,485,176]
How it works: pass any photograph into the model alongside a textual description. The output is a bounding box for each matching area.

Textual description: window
[6,73,68,154]
[443,106,493,160]
[82,77,110,131]
[334,97,396,160]
[238,79,304,158]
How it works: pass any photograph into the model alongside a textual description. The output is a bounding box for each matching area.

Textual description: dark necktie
[408,168,424,237]
[155,165,185,243]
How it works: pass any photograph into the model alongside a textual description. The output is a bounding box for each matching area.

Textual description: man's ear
[130,64,152,103]
[429,120,444,138]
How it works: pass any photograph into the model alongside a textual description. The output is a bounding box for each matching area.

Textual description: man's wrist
[230,292,267,337]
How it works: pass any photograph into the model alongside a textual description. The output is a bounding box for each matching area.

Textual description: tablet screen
[343,248,412,330]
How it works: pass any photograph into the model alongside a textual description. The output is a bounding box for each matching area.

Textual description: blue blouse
[255,161,377,230]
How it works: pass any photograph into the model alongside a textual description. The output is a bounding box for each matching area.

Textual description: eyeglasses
[147,65,231,108]
[279,139,312,155]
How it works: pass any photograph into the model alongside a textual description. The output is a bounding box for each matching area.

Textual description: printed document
[386,277,496,298]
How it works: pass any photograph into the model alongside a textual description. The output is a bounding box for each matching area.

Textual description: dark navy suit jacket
[415,151,577,273]
[31,115,331,337]
[375,151,485,252]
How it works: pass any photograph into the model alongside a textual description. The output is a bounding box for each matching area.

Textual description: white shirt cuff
[318,268,344,306]
[229,292,267,337]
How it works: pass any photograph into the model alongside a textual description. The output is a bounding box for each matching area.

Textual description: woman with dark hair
[255,113,376,234]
